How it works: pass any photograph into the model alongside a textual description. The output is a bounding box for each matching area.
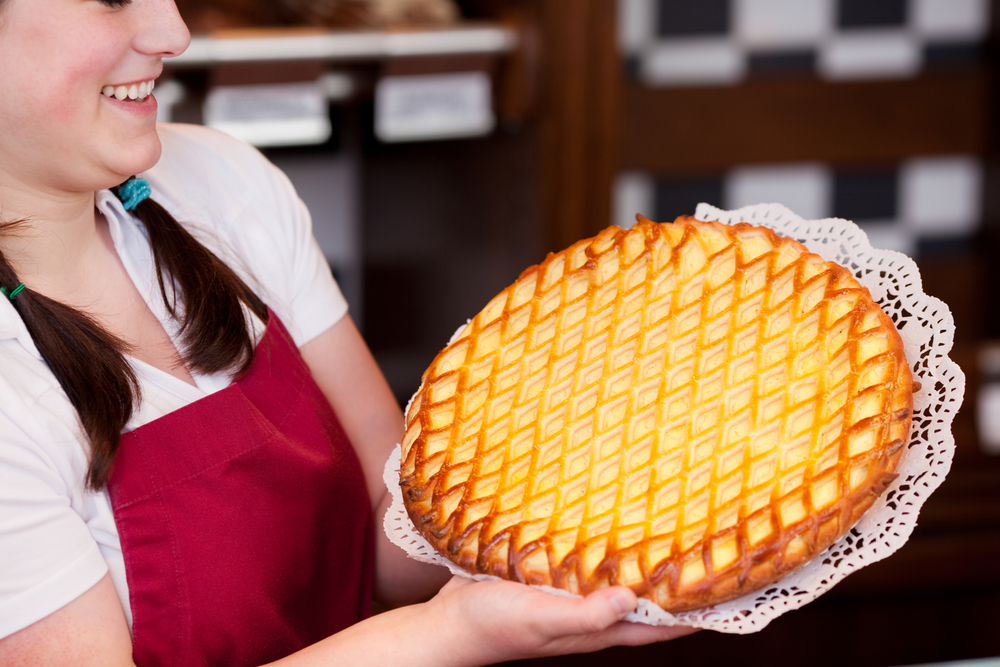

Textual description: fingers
[537,587,699,654]
[432,576,697,661]
[570,587,638,634]
[577,587,699,643]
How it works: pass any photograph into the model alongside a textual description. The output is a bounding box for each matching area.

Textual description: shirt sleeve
[0,412,107,639]
[227,154,348,347]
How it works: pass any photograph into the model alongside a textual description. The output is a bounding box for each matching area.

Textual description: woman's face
[0,0,190,197]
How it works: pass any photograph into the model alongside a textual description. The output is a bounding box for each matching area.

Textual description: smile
[101,79,156,101]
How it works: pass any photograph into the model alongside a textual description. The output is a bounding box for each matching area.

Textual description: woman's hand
[426,576,697,664]
[274,575,695,667]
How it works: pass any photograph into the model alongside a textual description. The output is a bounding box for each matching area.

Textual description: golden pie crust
[400,216,912,612]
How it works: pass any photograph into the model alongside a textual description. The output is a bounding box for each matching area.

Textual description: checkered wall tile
[619,0,989,84]
[613,155,983,258]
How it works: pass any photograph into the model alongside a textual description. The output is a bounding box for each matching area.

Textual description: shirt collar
[95,188,131,242]
[0,299,29,350]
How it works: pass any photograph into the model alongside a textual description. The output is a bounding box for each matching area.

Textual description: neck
[0,179,106,299]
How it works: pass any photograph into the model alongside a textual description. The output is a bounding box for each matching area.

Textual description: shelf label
[203,82,331,147]
[375,72,495,143]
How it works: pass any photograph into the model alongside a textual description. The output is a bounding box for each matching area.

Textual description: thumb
[574,587,638,633]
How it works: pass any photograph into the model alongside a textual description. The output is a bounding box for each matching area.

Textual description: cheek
[17,21,125,121]
[54,58,120,117]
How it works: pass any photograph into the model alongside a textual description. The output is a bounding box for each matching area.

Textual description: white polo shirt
[0,124,348,638]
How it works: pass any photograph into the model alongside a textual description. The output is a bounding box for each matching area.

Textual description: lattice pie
[399,216,913,611]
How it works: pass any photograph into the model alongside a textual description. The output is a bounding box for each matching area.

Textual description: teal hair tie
[1,283,25,300]
[117,177,152,211]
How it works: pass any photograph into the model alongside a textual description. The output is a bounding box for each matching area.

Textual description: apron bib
[107,312,374,667]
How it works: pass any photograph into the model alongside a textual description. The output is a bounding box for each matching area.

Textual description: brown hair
[0,189,267,489]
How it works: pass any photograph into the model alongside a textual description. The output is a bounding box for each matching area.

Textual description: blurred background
[162,1,999,664]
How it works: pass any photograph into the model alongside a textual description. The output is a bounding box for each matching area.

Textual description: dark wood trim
[621,70,991,175]
[532,0,621,254]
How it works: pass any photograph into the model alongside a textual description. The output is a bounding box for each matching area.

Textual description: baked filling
[400,216,912,611]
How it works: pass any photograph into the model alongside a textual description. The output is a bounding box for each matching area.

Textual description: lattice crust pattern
[399,213,915,613]
[388,203,964,633]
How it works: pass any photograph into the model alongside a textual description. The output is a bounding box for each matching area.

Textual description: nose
[134,0,192,60]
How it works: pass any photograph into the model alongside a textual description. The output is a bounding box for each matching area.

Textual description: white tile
[857,221,917,257]
[613,172,656,229]
[641,38,747,86]
[911,0,989,41]
[977,382,1000,455]
[725,163,831,220]
[734,0,834,49]
[618,0,657,55]
[900,156,982,236]
[818,30,922,80]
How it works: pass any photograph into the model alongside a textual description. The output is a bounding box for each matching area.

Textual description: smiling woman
[0,2,695,666]
[0,0,186,191]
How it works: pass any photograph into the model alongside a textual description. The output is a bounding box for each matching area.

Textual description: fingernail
[609,590,635,617]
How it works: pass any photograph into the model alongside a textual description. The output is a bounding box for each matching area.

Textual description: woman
[0,1,693,664]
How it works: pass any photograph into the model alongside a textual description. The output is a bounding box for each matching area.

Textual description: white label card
[375,72,495,143]
[203,82,331,148]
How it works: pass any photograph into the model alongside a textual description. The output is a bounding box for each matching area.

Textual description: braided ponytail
[0,189,268,490]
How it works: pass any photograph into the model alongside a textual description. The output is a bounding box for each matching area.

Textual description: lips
[101,79,156,101]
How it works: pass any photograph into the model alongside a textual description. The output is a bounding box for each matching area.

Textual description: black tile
[837,0,906,28]
[748,50,817,77]
[624,55,643,81]
[657,0,729,37]
[655,177,724,222]
[925,42,984,67]
[916,236,976,258]
[833,168,898,221]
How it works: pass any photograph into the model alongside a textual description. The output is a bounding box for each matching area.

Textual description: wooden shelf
[166,24,516,67]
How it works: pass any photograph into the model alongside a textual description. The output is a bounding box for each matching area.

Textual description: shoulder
[146,123,291,221]
[154,123,275,184]
[142,124,303,263]
[141,125,347,343]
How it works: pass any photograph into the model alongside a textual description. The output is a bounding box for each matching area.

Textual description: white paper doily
[383,202,966,634]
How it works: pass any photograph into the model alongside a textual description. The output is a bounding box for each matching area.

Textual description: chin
[108,131,163,182]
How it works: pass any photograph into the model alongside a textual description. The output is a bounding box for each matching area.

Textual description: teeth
[102,79,157,101]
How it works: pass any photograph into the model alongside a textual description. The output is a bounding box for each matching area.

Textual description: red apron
[107,312,374,667]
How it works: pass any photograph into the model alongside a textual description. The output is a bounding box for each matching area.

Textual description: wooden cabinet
[169,3,1000,662]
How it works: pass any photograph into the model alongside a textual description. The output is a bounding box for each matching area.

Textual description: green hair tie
[1,283,26,300]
